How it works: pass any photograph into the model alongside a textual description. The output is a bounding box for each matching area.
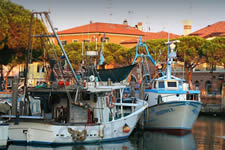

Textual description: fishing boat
[4,12,147,145]
[141,41,202,132]
[0,92,10,147]
[7,82,147,145]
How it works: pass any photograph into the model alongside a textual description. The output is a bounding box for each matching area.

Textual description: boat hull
[144,100,202,132]
[8,100,147,145]
[0,123,8,146]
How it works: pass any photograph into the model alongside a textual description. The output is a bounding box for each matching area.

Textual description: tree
[145,39,168,64]
[64,42,82,70]
[103,43,130,67]
[202,37,225,69]
[0,0,44,90]
[176,36,205,89]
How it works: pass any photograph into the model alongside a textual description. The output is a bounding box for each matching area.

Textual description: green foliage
[145,39,168,63]
[64,42,82,70]
[0,0,44,66]
[50,42,133,70]
[202,37,225,69]
[177,36,205,69]
[104,43,130,66]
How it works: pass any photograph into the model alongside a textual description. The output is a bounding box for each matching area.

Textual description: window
[101,37,109,43]
[206,64,216,72]
[206,81,212,95]
[83,39,90,43]
[158,81,165,88]
[195,81,200,90]
[37,65,40,73]
[41,67,45,73]
[72,39,78,42]
[37,65,45,73]
[61,40,67,45]
[167,82,177,87]
[7,79,12,89]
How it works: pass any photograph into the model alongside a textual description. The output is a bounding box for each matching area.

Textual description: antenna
[128,10,134,26]
[106,0,113,23]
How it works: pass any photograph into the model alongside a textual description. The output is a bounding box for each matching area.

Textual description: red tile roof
[144,31,180,40]
[57,22,144,36]
[120,31,180,44]
[190,21,225,38]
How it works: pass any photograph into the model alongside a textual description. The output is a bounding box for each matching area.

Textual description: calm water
[3,115,225,150]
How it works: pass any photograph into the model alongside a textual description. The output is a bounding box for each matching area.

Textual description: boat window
[167,82,177,87]
[178,81,183,89]
[158,81,165,88]
[153,82,157,88]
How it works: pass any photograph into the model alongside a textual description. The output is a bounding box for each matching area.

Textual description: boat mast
[22,12,34,116]
[125,36,156,83]
[165,41,179,80]
[43,12,79,84]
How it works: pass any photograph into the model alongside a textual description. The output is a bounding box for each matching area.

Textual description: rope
[35,13,75,104]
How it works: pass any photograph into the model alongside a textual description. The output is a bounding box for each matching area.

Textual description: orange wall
[56,33,140,47]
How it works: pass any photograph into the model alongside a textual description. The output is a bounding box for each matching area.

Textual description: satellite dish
[89,75,95,82]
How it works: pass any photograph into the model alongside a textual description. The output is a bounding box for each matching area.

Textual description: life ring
[106,93,115,109]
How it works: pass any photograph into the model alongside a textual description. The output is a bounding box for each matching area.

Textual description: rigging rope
[36,13,75,103]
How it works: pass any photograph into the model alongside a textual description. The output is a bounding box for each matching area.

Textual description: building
[56,21,144,46]
[120,31,180,47]
[56,21,181,48]
[1,62,47,91]
[189,21,225,39]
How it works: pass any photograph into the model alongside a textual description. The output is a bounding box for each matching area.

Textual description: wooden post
[12,77,18,116]
[221,82,225,112]
[130,80,136,97]
[139,79,145,100]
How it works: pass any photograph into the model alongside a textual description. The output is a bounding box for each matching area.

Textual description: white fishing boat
[4,12,147,145]
[7,83,147,145]
[141,41,202,132]
[0,121,8,147]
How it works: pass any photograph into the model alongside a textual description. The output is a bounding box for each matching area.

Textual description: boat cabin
[144,77,200,107]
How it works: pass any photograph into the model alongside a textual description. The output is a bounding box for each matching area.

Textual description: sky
[11,0,225,35]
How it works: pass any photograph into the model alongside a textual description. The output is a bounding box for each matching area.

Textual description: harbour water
[3,115,225,150]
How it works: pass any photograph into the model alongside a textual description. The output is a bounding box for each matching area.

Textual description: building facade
[56,21,144,47]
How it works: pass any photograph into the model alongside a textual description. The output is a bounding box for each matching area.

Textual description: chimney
[123,19,128,25]
[90,20,93,24]
[137,22,143,31]
[182,20,192,36]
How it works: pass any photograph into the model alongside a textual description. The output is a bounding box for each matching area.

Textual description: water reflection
[192,115,225,150]
[7,140,135,150]
[132,131,197,150]
[5,115,225,150]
